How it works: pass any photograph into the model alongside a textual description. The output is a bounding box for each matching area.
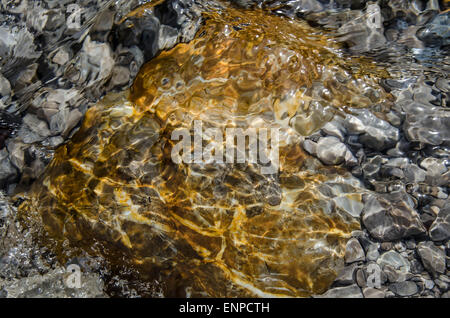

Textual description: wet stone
[429,205,450,242]
[333,195,364,218]
[394,242,407,253]
[316,136,348,165]
[302,139,317,156]
[377,250,411,273]
[0,25,41,71]
[355,268,367,288]
[344,109,399,151]
[405,239,416,250]
[335,263,359,286]
[421,211,438,229]
[6,141,26,171]
[434,280,448,291]
[411,259,425,274]
[315,284,363,298]
[403,164,427,183]
[0,73,11,98]
[362,287,385,298]
[362,156,384,179]
[381,242,393,251]
[435,78,450,93]
[442,291,450,298]
[0,149,16,187]
[0,267,107,298]
[65,36,115,92]
[401,101,450,146]
[420,157,448,176]
[362,191,426,241]
[22,114,51,139]
[336,3,386,53]
[321,118,346,141]
[345,238,365,264]
[416,11,450,48]
[424,278,435,290]
[388,281,418,296]
[108,66,132,90]
[306,136,357,167]
[51,48,70,66]
[3,0,448,299]
[417,241,446,276]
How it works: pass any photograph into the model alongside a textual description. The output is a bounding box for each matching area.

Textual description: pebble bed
[0,0,449,298]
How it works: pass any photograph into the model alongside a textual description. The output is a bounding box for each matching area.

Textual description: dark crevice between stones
[0,111,21,150]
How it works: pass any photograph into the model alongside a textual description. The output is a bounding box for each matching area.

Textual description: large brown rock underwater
[17,3,392,297]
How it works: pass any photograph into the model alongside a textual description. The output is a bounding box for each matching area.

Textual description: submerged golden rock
[19,5,390,297]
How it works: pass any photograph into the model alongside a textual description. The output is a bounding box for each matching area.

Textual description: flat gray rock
[366,243,380,262]
[429,205,450,242]
[344,108,399,151]
[401,101,450,146]
[345,238,365,264]
[316,136,348,165]
[362,287,385,298]
[362,191,426,241]
[377,251,410,273]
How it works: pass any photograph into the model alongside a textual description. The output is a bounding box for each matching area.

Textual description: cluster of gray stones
[0,0,449,297]
[307,76,450,298]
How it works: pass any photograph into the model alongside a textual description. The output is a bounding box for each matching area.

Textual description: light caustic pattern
[20,5,390,297]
